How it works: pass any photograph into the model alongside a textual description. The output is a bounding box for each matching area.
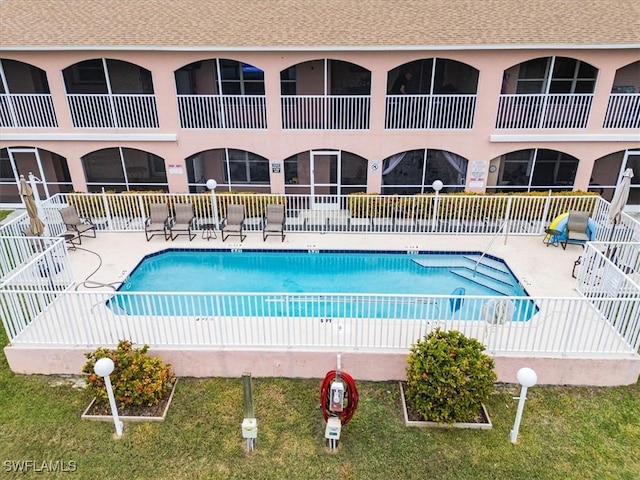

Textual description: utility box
[324,416,342,440]
[329,380,344,412]
[242,418,258,439]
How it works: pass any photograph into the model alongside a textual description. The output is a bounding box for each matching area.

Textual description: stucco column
[264,66,285,193]
[586,68,616,131]
[467,63,504,193]
[366,64,388,193]
[149,61,184,192]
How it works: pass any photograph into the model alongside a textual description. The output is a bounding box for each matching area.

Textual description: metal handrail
[473,219,508,276]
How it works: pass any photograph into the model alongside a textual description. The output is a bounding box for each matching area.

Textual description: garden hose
[320,369,359,425]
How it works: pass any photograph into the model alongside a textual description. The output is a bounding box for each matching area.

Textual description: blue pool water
[109,249,537,321]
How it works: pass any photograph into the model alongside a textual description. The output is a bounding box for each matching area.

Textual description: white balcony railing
[0,93,58,128]
[177,95,267,129]
[496,93,594,129]
[604,94,640,129]
[66,94,159,128]
[385,94,476,129]
[281,95,370,130]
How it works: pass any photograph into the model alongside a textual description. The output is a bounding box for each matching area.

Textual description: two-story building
[1,0,639,209]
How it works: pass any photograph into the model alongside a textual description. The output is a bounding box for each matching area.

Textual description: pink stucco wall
[1,49,639,195]
[5,345,640,387]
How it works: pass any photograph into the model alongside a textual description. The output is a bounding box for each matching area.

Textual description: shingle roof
[1,0,639,50]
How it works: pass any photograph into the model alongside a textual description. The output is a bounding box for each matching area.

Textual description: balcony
[604,93,640,129]
[496,93,593,129]
[281,95,370,130]
[66,94,159,128]
[0,93,58,128]
[177,95,267,129]
[385,94,476,129]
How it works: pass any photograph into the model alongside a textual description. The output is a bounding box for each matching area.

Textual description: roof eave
[2,43,640,52]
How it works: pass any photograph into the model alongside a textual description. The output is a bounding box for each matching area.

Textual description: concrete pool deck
[69,230,582,298]
[5,228,640,386]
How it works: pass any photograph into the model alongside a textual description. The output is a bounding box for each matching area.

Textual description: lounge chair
[561,211,590,250]
[170,203,196,241]
[59,205,96,244]
[144,203,170,241]
[221,204,246,242]
[262,204,285,242]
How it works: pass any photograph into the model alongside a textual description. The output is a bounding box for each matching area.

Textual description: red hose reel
[320,369,359,425]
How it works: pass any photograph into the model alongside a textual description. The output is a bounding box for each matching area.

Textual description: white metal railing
[575,242,640,349]
[496,93,593,129]
[22,191,614,239]
[4,192,635,244]
[177,95,267,129]
[1,193,639,356]
[281,95,370,129]
[66,94,159,128]
[603,94,640,129]
[1,288,638,356]
[0,93,58,128]
[385,94,476,129]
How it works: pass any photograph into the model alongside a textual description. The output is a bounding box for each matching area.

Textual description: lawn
[0,327,638,479]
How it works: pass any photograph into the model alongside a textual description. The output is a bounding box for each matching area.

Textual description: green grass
[1,327,638,479]
[0,210,12,222]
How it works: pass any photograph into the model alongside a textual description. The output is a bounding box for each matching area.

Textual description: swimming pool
[109,249,537,321]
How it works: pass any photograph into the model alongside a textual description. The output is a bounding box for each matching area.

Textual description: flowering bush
[405,329,496,424]
[82,340,175,408]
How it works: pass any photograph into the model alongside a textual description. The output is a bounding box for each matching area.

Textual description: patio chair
[170,203,196,241]
[262,204,285,242]
[59,205,96,244]
[221,204,246,242]
[144,203,170,241]
[561,211,590,250]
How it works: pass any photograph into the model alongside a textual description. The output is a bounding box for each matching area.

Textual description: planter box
[399,382,492,430]
[81,379,177,422]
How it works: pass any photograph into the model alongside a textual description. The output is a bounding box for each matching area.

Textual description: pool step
[412,255,514,285]
[449,268,515,296]
[462,255,512,274]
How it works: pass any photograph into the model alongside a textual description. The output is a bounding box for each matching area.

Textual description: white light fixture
[510,367,537,444]
[94,357,123,437]
[206,178,219,230]
[205,178,217,191]
[431,180,444,231]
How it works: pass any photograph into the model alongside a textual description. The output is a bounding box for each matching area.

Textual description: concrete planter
[399,382,492,430]
[81,379,177,422]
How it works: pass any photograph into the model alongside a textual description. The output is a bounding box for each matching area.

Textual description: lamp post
[431,180,443,231]
[510,367,537,444]
[94,357,123,438]
[205,178,219,230]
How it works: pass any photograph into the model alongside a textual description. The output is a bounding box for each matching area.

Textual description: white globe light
[205,178,217,191]
[432,180,444,192]
[516,367,537,387]
[94,357,115,377]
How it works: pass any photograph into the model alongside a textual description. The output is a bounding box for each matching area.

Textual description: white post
[206,179,219,230]
[431,180,443,232]
[94,358,123,437]
[510,367,537,444]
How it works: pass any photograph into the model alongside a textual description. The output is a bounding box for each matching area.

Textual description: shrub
[405,329,496,424]
[82,340,175,408]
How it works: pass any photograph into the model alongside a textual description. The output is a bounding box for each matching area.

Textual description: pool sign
[168,164,182,175]
[469,160,487,188]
